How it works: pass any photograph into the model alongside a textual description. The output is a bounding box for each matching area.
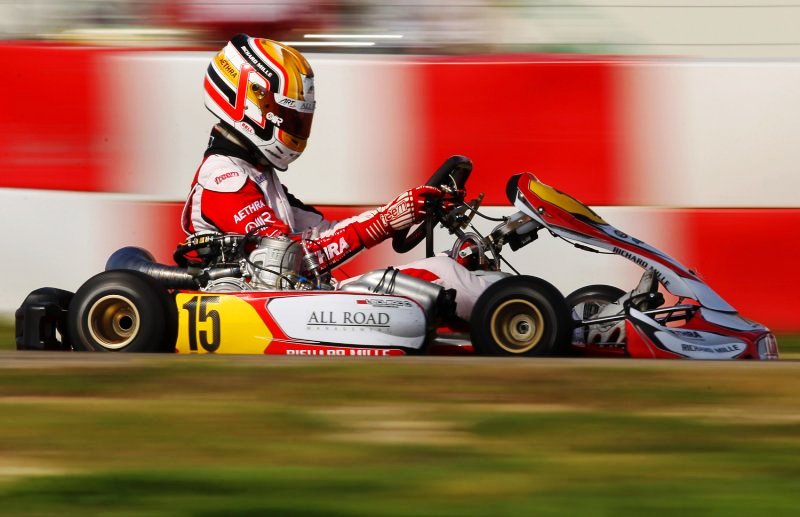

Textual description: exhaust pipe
[105,247,199,289]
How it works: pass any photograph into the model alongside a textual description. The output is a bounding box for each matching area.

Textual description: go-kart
[16,156,779,359]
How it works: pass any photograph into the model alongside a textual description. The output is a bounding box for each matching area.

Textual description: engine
[177,233,333,292]
[244,236,303,290]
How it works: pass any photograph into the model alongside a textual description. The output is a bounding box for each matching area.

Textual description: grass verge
[0,355,800,515]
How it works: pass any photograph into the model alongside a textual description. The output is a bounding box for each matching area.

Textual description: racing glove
[353,185,443,248]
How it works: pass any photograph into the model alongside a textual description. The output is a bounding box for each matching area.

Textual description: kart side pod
[340,268,457,323]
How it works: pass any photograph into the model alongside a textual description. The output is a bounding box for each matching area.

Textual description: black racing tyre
[566,284,626,345]
[566,285,626,321]
[68,270,177,352]
[470,276,572,357]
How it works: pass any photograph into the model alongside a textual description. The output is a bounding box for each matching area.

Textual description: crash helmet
[204,34,315,170]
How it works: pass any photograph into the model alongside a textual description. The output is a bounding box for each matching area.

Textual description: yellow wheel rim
[489,299,545,354]
[86,295,140,350]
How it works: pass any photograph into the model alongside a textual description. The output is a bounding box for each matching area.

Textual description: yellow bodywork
[174,293,272,354]
[527,177,607,225]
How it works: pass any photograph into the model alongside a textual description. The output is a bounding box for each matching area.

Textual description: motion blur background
[1,1,799,331]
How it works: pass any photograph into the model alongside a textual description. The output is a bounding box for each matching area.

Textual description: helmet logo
[266,112,283,127]
[204,62,267,129]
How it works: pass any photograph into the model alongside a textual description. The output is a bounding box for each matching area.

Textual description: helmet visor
[254,86,315,139]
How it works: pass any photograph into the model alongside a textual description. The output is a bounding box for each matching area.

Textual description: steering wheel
[392,155,473,254]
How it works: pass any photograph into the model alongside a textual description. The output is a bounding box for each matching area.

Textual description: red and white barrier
[1,43,798,331]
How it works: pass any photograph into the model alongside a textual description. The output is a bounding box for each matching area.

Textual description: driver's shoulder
[197,155,254,193]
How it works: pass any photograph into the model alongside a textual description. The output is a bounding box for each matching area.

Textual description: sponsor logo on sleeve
[214,171,241,184]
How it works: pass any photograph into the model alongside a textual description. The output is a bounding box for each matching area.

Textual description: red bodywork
[510,173,777,360]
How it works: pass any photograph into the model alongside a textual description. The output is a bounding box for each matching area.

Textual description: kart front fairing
[508,173,730,310]
[507,173,775,359]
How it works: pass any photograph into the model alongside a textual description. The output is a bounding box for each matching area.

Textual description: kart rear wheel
[471,276,571,357]
[566,284,626,346]
[68,270,177,352]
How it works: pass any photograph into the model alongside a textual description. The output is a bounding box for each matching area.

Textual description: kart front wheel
[566,285,626,319]
[471,276,571,357]
[68,270,177,352]
[566,284,626,346]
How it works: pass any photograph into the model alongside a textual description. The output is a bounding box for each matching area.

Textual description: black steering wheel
[392,155,473,255]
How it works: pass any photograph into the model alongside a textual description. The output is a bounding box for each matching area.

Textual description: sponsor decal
[613,246,649,269]
[267,294,426,349]
[217,54,239,80]
[234,200,267,223]
[239,122,255,135]
[286,348,399,356]
[383,199,413,222]
[653,328,745,359]
[307,311,391,328]
[214,171,240,184]
[612,247,672,288]
[239,45,274,78]
[670,329,703,340]
[266,112,283,127]
[277,97,315,112]
[357,298,414,309]
[680,343,742,355]
[242,209,281,234]
[308,237,350,263]
[324,237,348,260]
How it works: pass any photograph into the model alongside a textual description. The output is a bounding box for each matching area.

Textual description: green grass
[1,356,800,515]
[777,333,800,359]
[2,318,800,514]
[0,318,13,351]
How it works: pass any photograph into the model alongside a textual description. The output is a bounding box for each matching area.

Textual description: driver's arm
[292,185,443,267]
[351,186,443,248]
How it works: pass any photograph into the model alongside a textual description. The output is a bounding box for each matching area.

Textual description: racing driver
[181,34,492,319]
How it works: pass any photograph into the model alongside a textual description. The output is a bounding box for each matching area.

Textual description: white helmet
[204,34,315,170]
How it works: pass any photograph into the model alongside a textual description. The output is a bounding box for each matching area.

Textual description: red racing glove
[353,185,443,248]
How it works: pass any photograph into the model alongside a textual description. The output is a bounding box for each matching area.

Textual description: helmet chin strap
[214,123,273,169]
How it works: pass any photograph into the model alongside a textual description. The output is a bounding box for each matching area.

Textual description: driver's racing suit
[181,127,492,319]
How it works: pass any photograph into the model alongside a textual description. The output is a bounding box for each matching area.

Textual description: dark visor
[253,85,315,139]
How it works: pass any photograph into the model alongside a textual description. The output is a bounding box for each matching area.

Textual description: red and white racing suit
[181,129,493,319]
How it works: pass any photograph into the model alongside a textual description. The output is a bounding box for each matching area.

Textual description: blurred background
[4,0,800,56]
[1,0,799,332]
